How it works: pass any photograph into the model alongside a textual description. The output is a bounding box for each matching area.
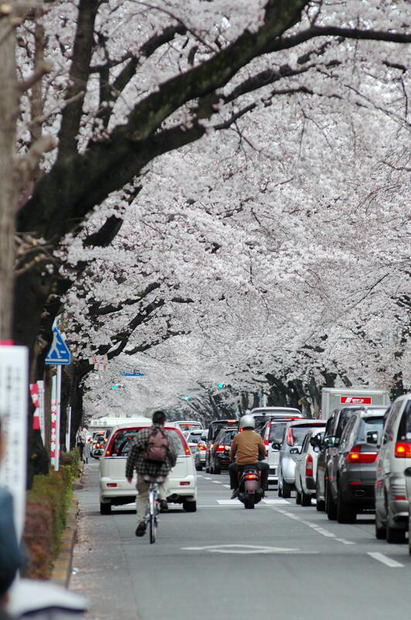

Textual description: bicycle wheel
[149,489,157,544]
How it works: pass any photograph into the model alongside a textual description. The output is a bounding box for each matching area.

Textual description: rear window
[109,428,185,457]
[270,423,287,444]
[291,425,323,446]
[397,401,411,442]
[187,432,202,443]
[356,417,384,443]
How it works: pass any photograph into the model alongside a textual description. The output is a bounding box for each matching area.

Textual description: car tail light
[286,427,294,446]
[395,442,411,458]
[306,454,313,477]
[105,435,116,456]
[180,481,190,486]
[198,444,206,451]
[394,495,406,501]
[347,445,377,464]
[107,483,117,488]
[216,444,225,453]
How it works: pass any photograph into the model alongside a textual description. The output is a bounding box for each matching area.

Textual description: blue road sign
[120,372,145,377]
[45,328,71,365]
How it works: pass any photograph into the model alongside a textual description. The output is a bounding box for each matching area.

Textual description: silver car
[294,427,325,506]
[278,420,327,498]
[375,393,411,543]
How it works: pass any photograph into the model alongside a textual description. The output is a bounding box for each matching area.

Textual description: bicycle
[144,475,163,543]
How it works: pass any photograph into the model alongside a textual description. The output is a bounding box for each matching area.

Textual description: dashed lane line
[275,508,355,544]
[367,552,404,568]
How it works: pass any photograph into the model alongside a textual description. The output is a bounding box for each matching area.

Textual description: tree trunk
[0,15,18,340]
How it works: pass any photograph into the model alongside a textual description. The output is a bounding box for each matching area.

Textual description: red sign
[340,396,372,405]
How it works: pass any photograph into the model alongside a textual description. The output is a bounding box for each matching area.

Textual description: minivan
[375,393,411,542]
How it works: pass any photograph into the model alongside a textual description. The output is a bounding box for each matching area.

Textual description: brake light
[395,442,411,458]
[216,444,225,453]
[107,483,117,488]
[347,445,377,464]
[244,474,258,480]
[198,444,206,451]
[306,454,313,477]
[105,435,116,457]
[180,481,190,486]
[286,427,294,446]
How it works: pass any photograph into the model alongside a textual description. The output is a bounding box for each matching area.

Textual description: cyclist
[126,411,178,537]
[229,414,268,499]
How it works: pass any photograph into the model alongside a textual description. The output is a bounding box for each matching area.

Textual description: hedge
[22,449,81,579]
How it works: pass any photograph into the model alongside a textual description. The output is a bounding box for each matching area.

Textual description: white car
[294,427,325,506]
[99,419,197,514]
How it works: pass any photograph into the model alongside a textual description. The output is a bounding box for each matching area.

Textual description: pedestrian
[0,418,25,616]
[75,426,86,461]
[83,437,91,464]
[126,411,178,537]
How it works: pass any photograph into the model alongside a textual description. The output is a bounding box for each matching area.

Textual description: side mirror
[310,436,321,450]
[404,467,411,477]
[290,447,301,455]
[271,442,281,451]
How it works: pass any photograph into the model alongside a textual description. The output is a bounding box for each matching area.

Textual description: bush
[22,457,79,579]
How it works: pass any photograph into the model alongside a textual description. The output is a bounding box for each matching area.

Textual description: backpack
[145,428,169,463]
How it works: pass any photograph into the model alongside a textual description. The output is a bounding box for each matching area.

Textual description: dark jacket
[0,487,24,598]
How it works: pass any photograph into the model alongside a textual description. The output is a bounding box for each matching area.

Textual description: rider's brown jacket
[230,429,267,465]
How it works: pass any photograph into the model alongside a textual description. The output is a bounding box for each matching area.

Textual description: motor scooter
[237,464,264,509]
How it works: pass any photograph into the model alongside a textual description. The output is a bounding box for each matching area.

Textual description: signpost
[45,326,71,471]
[0,345,29,539]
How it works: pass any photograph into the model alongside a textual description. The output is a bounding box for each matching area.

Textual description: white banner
[0,346,29,540]
[37,380,45,443]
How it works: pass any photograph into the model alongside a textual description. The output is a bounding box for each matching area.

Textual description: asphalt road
[71,461,411,620]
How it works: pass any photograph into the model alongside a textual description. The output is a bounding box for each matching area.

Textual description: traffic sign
[45,328,71,365]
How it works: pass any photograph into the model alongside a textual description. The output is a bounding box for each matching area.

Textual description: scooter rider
[229,415,269,499]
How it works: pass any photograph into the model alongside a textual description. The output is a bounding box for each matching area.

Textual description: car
[249,407,304,435]
[205,419,238,472]
[316,405,373,512]
[185,429,206,459]
[278,419,326,498]
[99,419,197,514]
[405,466,411,554]
[325,407,386,523]
[208,427,237,474]
[294,428,325,506]
[375,393,411,542]
[194,435,208,471]
[260,418,304,486]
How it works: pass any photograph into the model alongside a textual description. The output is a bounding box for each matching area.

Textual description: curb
[50,497,78,588]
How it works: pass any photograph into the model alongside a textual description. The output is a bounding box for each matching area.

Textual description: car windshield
[270,423,287,443]
[336,408,361,437]
[110,428,185,457]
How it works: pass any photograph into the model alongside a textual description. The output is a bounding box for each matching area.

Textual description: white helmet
[240,414,255,430]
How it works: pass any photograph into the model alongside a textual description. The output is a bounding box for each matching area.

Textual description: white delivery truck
[321,387,390,420]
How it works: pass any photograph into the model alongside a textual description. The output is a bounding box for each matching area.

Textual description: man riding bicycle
[126,411,178,537]
[229,414,269,499]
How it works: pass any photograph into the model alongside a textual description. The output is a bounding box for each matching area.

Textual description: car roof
[285,419,326,427]
[250,407,301,415]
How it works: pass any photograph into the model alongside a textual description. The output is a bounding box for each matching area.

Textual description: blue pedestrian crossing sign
[45,328,71,365]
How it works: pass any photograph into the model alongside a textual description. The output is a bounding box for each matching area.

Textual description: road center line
[275,509,358,543]
[212,480,222,484]
[367,552,404,568]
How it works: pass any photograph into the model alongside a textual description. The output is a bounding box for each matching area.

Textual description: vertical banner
[50,374,58,468]
[37,380,45,443]
[0,346,29,540]
[30,383,40,431]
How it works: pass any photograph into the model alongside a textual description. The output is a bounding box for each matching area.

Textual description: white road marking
[275,509,360,542]
[181,544,317,555]
[367,552,404,568]
[223,484,231,488]
[335,538,356,545]
[212,480,222,484]
[262,499,291,505]
[203,477,212,480]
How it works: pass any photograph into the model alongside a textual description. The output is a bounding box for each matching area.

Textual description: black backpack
[145,428,169,463]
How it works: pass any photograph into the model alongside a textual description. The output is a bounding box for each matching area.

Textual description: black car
[316,405,366,512]
[205,419,238,472]
[325,408,386,523]
[208,427,237,474]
